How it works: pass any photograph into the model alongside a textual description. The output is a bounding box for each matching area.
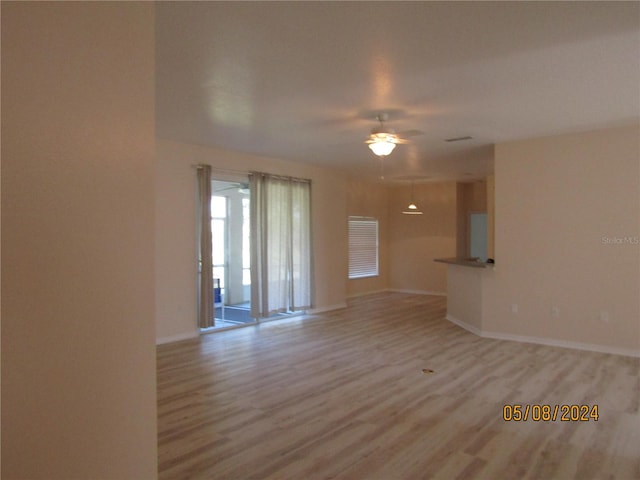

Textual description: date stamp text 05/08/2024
[503,404,599,422]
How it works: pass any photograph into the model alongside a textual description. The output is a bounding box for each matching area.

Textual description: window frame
[348,216,379,279]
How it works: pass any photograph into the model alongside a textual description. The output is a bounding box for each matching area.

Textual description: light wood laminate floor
[157,292,640,479]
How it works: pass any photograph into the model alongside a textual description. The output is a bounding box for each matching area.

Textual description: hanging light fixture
[368,133,397,156]
[366,113,402,157]
[402,180,423,215]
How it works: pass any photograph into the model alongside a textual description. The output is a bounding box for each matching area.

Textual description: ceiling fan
[365,112,421,157]
[213,181,250,195]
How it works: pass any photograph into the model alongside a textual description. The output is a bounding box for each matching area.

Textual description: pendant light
[402,180,423,215]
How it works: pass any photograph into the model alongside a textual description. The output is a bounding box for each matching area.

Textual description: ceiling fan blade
[397,129,425,139]
[213,181,249,193]
[365,133,410,145]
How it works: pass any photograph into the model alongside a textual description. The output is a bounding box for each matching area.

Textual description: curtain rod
[191,164,249,176]
[192,165,309,183]
[249,171,311,183]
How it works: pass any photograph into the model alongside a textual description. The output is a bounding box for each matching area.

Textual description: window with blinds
[348,216,379,279]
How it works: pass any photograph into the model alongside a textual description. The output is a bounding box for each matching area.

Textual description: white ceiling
[156,2,640,183]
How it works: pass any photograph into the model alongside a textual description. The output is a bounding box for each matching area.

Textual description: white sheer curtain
[250,172,312,318]
[196,165,214,328]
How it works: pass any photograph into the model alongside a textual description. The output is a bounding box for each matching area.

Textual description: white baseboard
[446,314,640,358]
[156,330,199,345]
[446,314,483,337]
[389,288,447,297]
[307,303,348,314]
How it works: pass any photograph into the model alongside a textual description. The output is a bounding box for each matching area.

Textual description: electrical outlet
[511,304,518,314]
[599,311,610,323]
[551,306,560,317]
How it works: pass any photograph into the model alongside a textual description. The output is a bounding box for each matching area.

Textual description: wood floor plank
[158,292,640,479]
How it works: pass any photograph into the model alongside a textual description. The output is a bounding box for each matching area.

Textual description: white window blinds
[348,216,379,279]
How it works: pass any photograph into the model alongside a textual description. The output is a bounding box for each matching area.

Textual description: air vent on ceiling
[445,136,473,143]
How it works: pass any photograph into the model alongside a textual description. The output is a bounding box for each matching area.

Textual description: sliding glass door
[207,180,255,329]
[200,175,310,331]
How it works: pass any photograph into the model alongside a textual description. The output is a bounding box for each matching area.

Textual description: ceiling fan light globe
[369,140,396,156]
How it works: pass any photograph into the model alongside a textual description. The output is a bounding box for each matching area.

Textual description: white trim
[446,314,640,358]
[483,330,640,358]
[446,314,483,337]
[156,330,199,345]
[389,288,447,297]
[307,303,347,314]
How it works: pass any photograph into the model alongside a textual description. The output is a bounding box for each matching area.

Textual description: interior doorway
[207,179,255,330]
[469,212,488,262]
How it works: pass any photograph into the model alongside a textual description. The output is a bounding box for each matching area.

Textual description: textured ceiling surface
[156,2,640,182]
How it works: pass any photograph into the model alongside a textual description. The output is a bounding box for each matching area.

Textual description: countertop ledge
[434,257,494,268]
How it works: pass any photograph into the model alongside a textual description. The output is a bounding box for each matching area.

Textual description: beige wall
[156,139,348,342]
[346,179,390,297]
[484,125,640,353]
[388,182,457,295]
[346,179,458,298]
[1,3,157,478]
